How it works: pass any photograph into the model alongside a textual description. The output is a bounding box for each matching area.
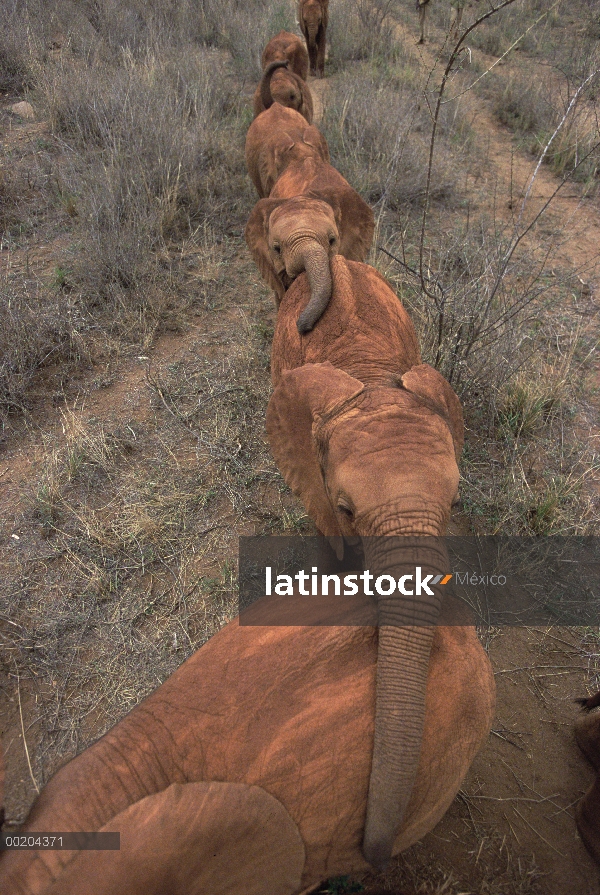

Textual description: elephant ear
[302,125,330,163]
[245,199,289,302]
[43,782,305,895]
[266,363,364,539]
[306,184,374,262]
[399,363,464,460]
[265,134,296,196]
[304,185,342,233]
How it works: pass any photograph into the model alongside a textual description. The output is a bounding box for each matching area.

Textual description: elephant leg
[450,2,465,38]
[418,6,427,43]
[316,30,326,77]
[309,44,318,77]
[576,775,600,867]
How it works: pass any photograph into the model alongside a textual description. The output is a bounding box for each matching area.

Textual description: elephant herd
[1,14,600,895]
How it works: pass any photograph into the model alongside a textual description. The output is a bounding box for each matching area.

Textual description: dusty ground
[1,3,600,894]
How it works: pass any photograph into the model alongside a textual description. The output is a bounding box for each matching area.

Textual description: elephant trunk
[361,535,448,868]
[260,60,289,111]
[305,20,320,46]
[293,240,333,334]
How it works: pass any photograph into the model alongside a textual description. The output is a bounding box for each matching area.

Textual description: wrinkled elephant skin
[0,620,494,895]
[267,256,469,865]
[245,104,330,199]
[261,31,309,81]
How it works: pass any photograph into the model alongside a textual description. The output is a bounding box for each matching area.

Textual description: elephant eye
[329,236,336,246]
[273,244,281,254]
[338,503,354,519]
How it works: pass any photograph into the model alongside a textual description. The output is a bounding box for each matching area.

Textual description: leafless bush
[0,280,80,420]
[37,46,250,308]
[321,66,473,209]
[328,0,402,68]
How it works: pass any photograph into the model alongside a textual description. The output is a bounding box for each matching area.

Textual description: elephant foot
[575,711,600,771]
[576,777,600,867]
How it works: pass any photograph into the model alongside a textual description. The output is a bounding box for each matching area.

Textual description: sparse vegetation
[1,1,599,892]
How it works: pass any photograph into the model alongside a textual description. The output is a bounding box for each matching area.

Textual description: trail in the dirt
[308,75,328,124]
[353,12,600,895]
[395,16,600,275]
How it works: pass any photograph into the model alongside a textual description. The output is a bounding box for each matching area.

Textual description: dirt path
[308,75,328,124]
[353,12,600,894]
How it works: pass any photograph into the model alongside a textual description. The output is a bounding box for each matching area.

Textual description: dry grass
[0,268,310,798]
[1,7,600,889]
[321,63,474,210]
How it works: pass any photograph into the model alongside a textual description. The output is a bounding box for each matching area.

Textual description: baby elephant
[575,690,600,865]
[268,256,467,864]
[253,60,314,124]
[298,0,329,77]
[0,620,494,895]
[245,104,329,198]
[246,190,373,332]
[261,30,309,81]
[246,196,340,332]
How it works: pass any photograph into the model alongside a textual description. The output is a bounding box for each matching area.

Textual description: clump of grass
[321,64,472,209]
[0,279,80,420]
[0,0,38,93]
[467,0,558,58]
[489,70,600,183]
[497,370,564,438]
[328,0,402,69]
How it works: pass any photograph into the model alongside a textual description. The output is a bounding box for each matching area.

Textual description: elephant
[267,145,374,251]
[416,0,431,44]
[298,0,329,77]
[253,60,314,124]
[266,255,466,867]
[245,104,330,199]
[575,690,600,865]
[417,0,466,45]
[246,196,340,332]
[245,188,372,332]
[261,30,309,82]
[0,614,495,895]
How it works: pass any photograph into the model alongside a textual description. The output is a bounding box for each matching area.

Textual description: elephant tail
[260,60,289,112]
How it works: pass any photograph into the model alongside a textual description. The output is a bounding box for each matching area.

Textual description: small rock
[10,101,35,120]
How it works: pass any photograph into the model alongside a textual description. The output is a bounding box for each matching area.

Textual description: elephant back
[272,256,421,387]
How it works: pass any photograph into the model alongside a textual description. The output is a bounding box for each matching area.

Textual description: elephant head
[255,60,313,124]
[266,361,464,866]
[300,0,323,46]
[246,196,340,331]
[261,31,310,82]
